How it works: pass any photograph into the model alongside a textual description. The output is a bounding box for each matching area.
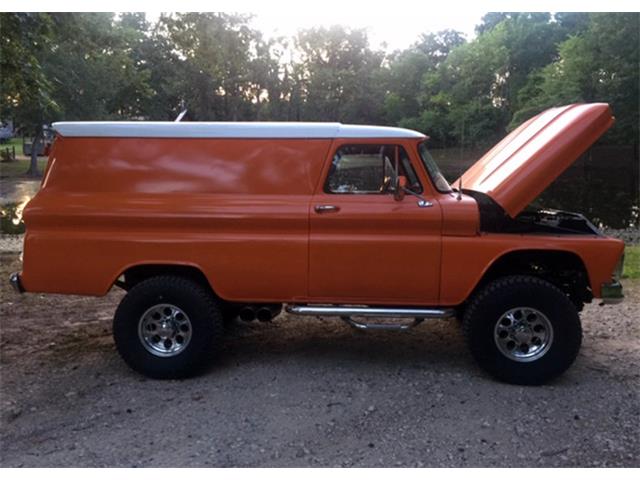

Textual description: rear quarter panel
[20,136,331,301]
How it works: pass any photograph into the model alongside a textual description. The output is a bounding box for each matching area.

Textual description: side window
[325,144,422,194]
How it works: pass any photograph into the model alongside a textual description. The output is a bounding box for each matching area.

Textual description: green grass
[623,245,640,280]
[0,137,26,156]
[0,137,51,177]
[0,158,47,178]
[0,137,39,161]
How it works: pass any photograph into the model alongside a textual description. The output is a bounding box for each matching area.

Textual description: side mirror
[393,175,407,201]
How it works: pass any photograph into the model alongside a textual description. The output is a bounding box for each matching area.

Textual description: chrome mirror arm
[401,186,433,208]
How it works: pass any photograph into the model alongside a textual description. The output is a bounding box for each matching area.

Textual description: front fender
[439,233,624,305]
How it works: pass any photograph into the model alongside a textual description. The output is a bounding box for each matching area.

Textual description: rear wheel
[463,275,582,385]
[113,275,223,379]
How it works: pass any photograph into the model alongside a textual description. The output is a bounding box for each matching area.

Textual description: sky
[12,0,640,53]
[142,8,486,52]
[245,9,487,51]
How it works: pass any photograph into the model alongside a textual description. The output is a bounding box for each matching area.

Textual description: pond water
[0,179,39,234]
[1,145,638,233]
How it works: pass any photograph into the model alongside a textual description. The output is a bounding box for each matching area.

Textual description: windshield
[418,141,452,193]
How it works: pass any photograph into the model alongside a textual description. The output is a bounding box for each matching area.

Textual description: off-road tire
[462,275,582,385]
[113,275,223,379]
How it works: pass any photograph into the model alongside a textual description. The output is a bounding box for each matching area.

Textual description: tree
[475,12,552,35]
[247,35,293,121]
[1,13,154,175]
[415,30,466,61]
[2,10,637,168]
[120,13,184,120]
[399,13,602,147]
[512,13,640,144]
[0,13,58,175]
[295,26,387,123]
[42,13,152,121]
[162,13,261,121]
[384,30,465,125]
[413,26,510,147]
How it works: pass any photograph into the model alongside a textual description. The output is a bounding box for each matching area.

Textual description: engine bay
[464,190,602,235]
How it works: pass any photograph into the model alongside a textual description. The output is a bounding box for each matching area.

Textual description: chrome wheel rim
[493,307,553,362]
[138,304,192,357]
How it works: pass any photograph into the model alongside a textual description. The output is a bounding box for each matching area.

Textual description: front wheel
[463,275,582,385]
[113,275,223,379]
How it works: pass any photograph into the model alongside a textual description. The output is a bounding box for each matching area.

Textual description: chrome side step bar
[342,317,423,332]
[286,305,454,318]
[285,305,455,332]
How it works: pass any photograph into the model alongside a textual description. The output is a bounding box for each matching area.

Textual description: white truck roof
[51,121,425,139]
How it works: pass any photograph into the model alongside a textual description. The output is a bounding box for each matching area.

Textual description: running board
[285,305,455,332]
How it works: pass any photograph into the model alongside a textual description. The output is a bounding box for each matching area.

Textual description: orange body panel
[307,138,443,304]
[439,194,479,237]
[459,103,615,217]
[440,234,624,304]
[18,107,625,307]
[22,137,330,301]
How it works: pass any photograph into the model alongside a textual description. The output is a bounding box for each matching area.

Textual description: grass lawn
[1,137,50,178]
[0,137,27,157]
[0,158,47,178]
[0,136,46,178]
[623,245,640,279]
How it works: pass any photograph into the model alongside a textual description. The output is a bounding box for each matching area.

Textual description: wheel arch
[113,262,219,296]
[468,248,592,309]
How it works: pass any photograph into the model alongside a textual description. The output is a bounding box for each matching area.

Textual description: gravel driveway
[0,252,638,467]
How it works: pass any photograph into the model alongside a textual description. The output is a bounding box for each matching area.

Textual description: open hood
[457,103,614,218]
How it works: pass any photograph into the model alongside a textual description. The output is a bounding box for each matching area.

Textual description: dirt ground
[0,252,638,467]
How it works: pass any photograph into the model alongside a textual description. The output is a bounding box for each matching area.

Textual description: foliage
[511,13,640,144]
[384,30,465,128]
[42,13,153,121]
[1,12,638,153]
[295,26,386,123]
[0,13,58,132]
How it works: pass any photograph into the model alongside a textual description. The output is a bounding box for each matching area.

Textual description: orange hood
[458,103,615,217]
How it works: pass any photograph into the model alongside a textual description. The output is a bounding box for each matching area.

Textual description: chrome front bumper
[9,272,24,294]
[601,281,623,304]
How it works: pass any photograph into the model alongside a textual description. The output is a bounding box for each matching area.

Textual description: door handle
[314,205,340,214]
[417,199,433,208]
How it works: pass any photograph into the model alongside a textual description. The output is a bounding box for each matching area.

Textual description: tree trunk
[26,127,42,177]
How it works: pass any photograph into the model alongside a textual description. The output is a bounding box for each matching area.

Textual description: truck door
[308,140,442,305]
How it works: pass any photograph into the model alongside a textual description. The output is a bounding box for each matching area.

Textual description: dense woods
[1,12,638,150]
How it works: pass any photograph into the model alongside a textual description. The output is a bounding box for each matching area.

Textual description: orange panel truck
[9,103,625,384]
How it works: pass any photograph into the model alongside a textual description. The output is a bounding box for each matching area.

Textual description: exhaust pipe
[256,307,274,322]
[238,306,256,322]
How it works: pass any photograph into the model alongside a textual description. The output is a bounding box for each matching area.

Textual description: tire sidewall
[466,276,582,385]
[113,277,219,378]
